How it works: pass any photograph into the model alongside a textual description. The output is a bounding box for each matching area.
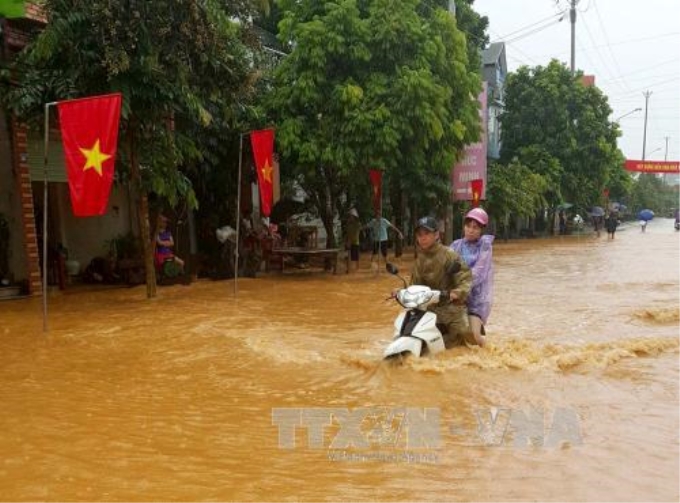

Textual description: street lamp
[647,147,662,157]
[614,108,642,122]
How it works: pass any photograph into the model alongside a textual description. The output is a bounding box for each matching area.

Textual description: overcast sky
[473,0,680,162]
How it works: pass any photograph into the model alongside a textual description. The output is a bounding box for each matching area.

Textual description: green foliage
[105,232,141,260]
[500,60,624,210]
[267,0,481,243]
[1,0,256,209]
[486,159,549,222]
[512,145,563,206]
[628,175,679,217]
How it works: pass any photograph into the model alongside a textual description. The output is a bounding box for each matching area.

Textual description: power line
[502,16,566,45]
[592,0,631,94]
[599,71,680,86]
[495,10,566,41]
[579,13,627,94]
[607,75,680,100]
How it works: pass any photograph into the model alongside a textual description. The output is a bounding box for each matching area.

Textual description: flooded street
[1,218,678,501]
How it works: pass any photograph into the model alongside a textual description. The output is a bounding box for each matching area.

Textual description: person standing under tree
[364,210,403,262]
[345,208,361,273]
[558,211,566,235]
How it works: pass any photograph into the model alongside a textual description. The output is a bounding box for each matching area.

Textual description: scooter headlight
[397,287,435,308]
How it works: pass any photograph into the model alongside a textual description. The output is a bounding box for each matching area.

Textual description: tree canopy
[266,0,482,245]
[1,0,260,296]
[2,0,259,205]
[499,60,625,210]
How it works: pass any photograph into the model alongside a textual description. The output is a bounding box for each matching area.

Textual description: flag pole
[378,180,382,275]
[42,101,57,332]
[234,133,244,296]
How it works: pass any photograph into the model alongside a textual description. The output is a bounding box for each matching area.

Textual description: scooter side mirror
[386,263,399,275]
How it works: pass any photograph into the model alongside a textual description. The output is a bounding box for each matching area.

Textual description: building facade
[1,8,137,295]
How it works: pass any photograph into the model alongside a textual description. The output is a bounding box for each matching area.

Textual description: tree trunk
[503,212,510,242]
[321,173,336,249]
[390,183,405,258]
[128,125,156,298]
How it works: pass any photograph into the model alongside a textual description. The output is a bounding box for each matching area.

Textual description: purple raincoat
[450,235,494,323]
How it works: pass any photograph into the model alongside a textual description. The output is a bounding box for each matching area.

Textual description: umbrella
[589,206,605,217]
[556,203,573,211]
[638,209,654,221]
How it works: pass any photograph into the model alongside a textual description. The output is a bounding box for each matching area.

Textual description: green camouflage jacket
[410,242,472,322]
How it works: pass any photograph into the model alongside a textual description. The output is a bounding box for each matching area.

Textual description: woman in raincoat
[450,208,494,347]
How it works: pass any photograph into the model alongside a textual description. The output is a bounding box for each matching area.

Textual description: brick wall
[3,4,46,295]
[9,117,41,295]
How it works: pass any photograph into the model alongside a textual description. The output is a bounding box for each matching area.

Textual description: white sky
[473,0,680,162]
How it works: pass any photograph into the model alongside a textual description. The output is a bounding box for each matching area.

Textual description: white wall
[51,182,137,270]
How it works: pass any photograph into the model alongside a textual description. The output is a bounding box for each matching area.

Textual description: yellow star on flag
[261,158,273,183]
[79,139,111,176]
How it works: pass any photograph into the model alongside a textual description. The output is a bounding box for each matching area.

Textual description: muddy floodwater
[1,218,678,501]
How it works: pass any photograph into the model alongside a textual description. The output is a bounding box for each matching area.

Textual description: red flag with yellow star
[470,179,483,208]
[369,169,382,214]
[57,93,122,217]
[250,129,275,217]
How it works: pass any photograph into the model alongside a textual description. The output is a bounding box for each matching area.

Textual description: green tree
[500,60,624,212]
[2,0,256,297]
[421,0,488,71]
[629,174,678,217]
[267,0,481,247]
[486,159,549,239]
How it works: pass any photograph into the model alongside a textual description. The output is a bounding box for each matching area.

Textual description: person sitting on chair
[155,214,184,272]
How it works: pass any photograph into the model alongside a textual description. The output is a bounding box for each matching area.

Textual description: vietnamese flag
[369,169,382,214]
[57,93,122,217]
[250,129,275,217]
[470,179,483,208]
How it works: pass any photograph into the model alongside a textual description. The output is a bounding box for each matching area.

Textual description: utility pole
[664,136,670,161]
[570,0,577,74]
[642,90,652,160]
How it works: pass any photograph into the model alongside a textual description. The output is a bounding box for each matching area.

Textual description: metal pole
[642,91,652,160]
[377,181,382,275]
[42,101,56,332]
[570,0,577,75]
[234,133,244,296]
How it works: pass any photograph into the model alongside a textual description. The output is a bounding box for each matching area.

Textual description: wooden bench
[269,247,341,274]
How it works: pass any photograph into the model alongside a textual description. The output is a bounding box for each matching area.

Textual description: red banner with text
[624,160,679,174]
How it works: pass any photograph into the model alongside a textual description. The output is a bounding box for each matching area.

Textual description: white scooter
[383,263,458,360]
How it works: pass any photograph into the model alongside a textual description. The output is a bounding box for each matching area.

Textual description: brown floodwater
[1,218,678,501]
